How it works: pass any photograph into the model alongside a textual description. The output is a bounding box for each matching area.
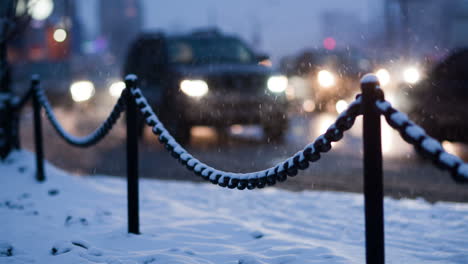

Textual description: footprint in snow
[51,239,103,257]
[65,215,89,227]
[250,231,264,239]
[48,189,60,196]
[0,241,14,257]
[18,193,31,200]
[17,166,27,173]
[238,256,263,264]
[2,200,24,210]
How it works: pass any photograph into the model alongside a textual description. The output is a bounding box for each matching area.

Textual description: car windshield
[167,37,256,65]
[310,51,369,74]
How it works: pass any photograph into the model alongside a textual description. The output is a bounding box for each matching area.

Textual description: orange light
[259,59,272,67]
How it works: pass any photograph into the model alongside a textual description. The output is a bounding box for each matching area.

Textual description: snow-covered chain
[24,76,468,186]
[34,86,126,147]
[130,86,362,190]
[376,98,468,183]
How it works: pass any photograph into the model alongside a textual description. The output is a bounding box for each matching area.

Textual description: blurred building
[99,0,142,63]
[385,0,468,58]
[320,11,365,50]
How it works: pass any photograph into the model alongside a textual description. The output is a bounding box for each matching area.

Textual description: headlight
[317,70,335,88]
[109,81,125,98]
[267,75,288,93]
[403,67,420,84]
[70,81,95,102]
[375,68,390,87]
[180,80,209,97]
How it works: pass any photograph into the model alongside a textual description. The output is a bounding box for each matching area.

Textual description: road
[17,103,468,203]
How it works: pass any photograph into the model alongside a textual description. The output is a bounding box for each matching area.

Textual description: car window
[167,37,255,65]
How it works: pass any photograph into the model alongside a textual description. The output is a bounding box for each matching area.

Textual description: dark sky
[78,0,382,61]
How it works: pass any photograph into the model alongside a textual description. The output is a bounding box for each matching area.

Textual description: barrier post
[125,74,140,234]
[31,75,45,182]
[361,74,384,264]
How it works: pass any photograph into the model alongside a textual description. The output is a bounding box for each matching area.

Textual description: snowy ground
[1,151,468,264]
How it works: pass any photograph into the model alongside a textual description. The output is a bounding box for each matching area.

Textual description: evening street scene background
[1,0,468,263]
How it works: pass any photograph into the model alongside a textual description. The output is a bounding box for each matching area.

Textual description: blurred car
[406,49,468,143]
[291,49,371,111]
[123,29,288,143]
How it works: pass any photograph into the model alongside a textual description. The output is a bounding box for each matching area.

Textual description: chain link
[130,87,362,190]
[376,98,468,183]
[12,88,32,111]
[34,85,126,147]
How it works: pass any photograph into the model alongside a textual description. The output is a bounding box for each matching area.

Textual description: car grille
[207,74,267,94]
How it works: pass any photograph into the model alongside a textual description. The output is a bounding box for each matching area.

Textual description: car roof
[136,29,237,42]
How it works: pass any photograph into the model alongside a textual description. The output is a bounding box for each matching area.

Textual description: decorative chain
[12,88,33,111]
[34,85,126,147]
[375,93,468,183]
[129,86,362,190]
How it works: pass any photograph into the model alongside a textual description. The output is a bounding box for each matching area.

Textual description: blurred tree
[0,0,30,159]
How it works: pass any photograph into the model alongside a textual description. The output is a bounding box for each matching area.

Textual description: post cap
[360,73,379,84]
[31,74,40,84]
[125,74,138,82]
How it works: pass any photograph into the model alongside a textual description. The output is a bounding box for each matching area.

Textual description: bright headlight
[109,81,125,98]
[375,68,390,87]
[403,67,420,84]
[70,81,95,102]
[317,70,335,88]
[180,80,209,97]
[267,75,288,93]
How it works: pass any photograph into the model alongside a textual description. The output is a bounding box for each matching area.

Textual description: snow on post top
[125,74,138,82]
[360,74,379,84]
[31,74,40,83]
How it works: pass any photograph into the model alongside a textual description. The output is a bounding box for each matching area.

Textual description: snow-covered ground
[1,151,468,264]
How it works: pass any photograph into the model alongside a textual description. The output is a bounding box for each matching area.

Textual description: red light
[323,37,336,50]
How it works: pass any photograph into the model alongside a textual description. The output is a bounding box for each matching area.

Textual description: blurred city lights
[258,59,273,67]
[29,0,54,21]
[70,81,95,102]
[109,81,125,97]
[317,70,335,88]
[335,100,348,114]
[302,99,315,112]
[403,67,421,84]
[191,126,216,140]
[376,68,390,87]
[267,75,288,93]
[323,37,336,50]
[442,141,461,156]
[53,28,67,42]
[230,124,244,135]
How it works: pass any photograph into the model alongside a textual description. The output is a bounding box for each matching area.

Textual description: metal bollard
[125,74,140,234]
[0,92,13,159]
[361,74,384,264]
[31,75,45,182]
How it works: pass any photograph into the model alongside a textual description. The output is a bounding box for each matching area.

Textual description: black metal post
[0,0,15,159]
[361,74,384,264]
[31,76,45,182]
[125,75,140,234]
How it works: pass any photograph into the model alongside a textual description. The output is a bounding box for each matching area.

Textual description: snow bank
[1,151,468,263]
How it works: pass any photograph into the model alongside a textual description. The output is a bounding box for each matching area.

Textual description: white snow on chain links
[130,86,362,187]
[376,99,468,181]
[35,86,125,147]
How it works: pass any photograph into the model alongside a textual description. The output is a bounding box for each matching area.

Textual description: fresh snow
[1,151,468,264]
[360,74,379,84]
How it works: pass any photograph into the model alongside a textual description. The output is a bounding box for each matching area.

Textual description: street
[17,103,468,203]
